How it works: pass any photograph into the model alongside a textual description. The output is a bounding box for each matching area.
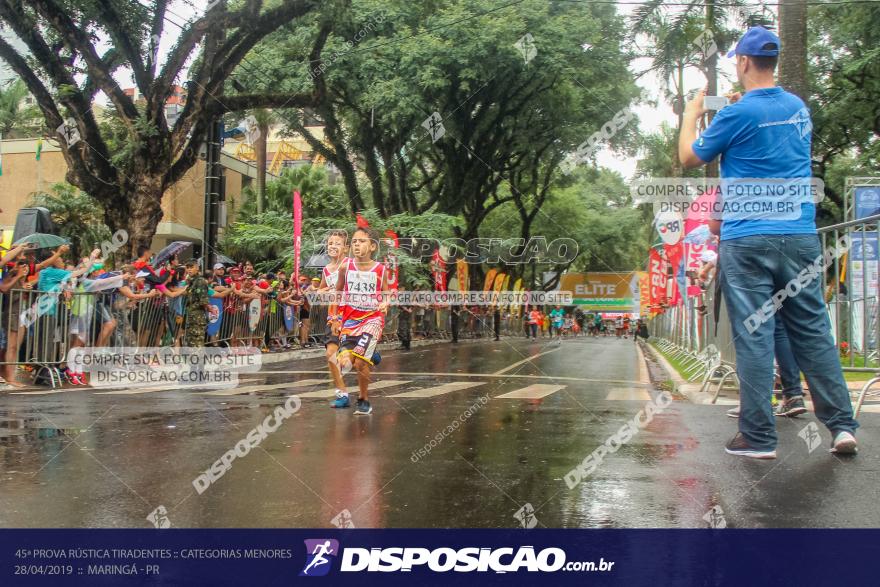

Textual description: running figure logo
[145,505,171,529]
[799,422,822,453]
[300,539,340,577]
[703,505,727,529]
[330,509,356,529]
[421,112,445,142]
[514,33,537,64]
[513,503,538,529]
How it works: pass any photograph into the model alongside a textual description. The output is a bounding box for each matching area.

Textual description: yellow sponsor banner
[558,272,642,314]
[491,273,505,307]
[0,228,11,252]
[638,271,649,316]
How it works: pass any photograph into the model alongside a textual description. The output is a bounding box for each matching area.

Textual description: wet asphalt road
[1,336,878,528]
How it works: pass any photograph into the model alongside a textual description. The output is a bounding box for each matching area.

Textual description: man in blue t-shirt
[678,26,858,458]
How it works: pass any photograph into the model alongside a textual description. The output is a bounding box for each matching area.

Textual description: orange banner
[483,269,498,292]
[456,259,469,292]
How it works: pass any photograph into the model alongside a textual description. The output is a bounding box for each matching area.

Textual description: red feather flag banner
[293,190,302,284]
[648,247,667,314]
[431,248,447,292]
[384,229,399,248]
[383,230,400,292]
[663,241,684,306]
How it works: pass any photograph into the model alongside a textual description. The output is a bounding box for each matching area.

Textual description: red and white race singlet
[342,258,385,321]
[322,257,349,290]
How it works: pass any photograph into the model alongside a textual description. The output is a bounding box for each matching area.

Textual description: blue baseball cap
[726,26,780,58]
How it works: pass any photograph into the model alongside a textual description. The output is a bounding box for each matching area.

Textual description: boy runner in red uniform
[329,227,390,415]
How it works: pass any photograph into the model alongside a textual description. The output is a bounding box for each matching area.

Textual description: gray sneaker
[726,406,740,418]
[830,431,858,455]
[775,396,808,418]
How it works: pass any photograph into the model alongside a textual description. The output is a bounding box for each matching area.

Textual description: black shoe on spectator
[725,432,776,459]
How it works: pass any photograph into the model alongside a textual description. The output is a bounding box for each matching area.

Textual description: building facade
[0,137,272,251]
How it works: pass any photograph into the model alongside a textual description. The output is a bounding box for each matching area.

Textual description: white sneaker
[830,431,858,455]
[726,406,740,418]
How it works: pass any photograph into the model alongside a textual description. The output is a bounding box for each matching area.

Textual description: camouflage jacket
[185,275,210,311]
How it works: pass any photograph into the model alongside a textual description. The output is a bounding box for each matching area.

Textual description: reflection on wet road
[1,337,877,528]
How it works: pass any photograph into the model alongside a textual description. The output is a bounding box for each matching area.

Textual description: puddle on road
[0,426,74,444]
[0,416,80,445]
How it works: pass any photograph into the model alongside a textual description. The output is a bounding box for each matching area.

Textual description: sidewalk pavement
[642,339,880,413]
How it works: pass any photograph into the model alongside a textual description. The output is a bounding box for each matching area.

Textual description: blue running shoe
[354,400,372,415]
[331,393,350,408]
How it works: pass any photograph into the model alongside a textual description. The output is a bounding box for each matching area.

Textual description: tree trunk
[778,0,809,101]
[338,157,366,214]
[103,177,165,261]
[380,146,401,215]
[255,118,269,214]
[676,62,685,131]
[362,143,386,216]
[674,62,685,177]
[705,0,719,178]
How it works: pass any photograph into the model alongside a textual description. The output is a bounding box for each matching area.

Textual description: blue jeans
[774,317,804,398]
[720,234,857,450]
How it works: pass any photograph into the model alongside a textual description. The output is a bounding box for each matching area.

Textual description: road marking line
[492,347,562,375]
[94,378,332,397]
[604,387,652,401]
[96,385,217,395]
[389,381,484,398]
[298,380,411,398]
[635,343,650,384]
[495,384,565,399]
[250,370,647,385]
[199,379,331,397]
[10,389,73,395]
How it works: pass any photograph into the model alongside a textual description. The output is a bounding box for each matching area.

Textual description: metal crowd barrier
[648,290,740,402]
[0,289,71,387]
[3,293,554,390]
[306,305,399,345]
[822,214,880,417]
[0,288,308,388]
[648,213,880,415]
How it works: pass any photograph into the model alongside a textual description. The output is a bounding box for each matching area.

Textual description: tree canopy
[260,0,639,232]
[0,0,335,255]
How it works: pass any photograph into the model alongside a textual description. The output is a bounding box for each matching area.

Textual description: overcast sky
[596,2,749,179]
